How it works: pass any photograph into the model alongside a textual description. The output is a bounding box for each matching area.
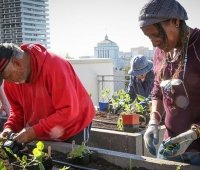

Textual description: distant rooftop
[97,35,117,46]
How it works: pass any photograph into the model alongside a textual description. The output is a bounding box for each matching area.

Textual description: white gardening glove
[159,129,197,157]
[143,119,159,155]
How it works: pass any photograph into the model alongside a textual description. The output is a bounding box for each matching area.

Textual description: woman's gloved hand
[143,119,159,155]
[159,129,197,157]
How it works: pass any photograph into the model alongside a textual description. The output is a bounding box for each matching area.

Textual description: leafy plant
[0,141,8,160]
[112,90,151,130]
[59,166,70,170]
[4,141,49,170]
[131,95,151,116]
[111,89,132,114]
[0,159,7,170]
[99,88,111,102]
[176,165,182,170]
[32,141,47,162]
[161,139,193,157]
[67,141,91,159]
[117,117,123,130]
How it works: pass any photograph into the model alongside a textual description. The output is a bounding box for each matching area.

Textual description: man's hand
[0,128,13,140]
[13,127,36,144]
[159,129,197,157]
[143,119,159,155]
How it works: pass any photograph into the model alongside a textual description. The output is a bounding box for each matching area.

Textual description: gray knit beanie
[139,0,188,28]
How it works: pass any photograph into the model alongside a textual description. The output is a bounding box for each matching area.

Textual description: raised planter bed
[91,111,165,157]
[39,141,200,170]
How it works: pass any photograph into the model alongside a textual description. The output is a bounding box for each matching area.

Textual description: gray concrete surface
[88,125,166,157]
[88,127,143,155]
[41,141,199,170]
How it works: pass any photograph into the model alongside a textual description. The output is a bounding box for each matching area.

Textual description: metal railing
[97,74,130,101]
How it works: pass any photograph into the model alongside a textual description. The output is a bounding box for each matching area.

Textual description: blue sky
[49,0,200,58]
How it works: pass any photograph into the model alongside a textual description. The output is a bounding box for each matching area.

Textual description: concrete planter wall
[88,125,166,157]
[41,141,199,170]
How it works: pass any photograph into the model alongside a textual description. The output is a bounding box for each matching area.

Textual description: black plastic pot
[67,153,90,166]
[42,156,53,170]
[123,124,139,133]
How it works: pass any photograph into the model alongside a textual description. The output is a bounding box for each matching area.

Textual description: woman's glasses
[160,79,189,109]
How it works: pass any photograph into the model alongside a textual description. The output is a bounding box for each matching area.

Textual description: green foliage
[60,166,70,170]
[0,159,7,170]
[132,95,147,115]
[111,89,132,113]
[68,141,91,159]
[111,90,150,115]
[4,141,47,170]
[117,116,123,131]
[176,165,181,170]
[32,141,46,162]
[100,88,111,102]
[113,91,150,130]
[0,142,8,160]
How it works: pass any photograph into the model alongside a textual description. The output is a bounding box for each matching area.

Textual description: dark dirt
[51,150,150,170]
[51,150,123,170]
[24,145,123,170]
[92,111,120,131]
[5,112,152,170]
[92,111,147,132]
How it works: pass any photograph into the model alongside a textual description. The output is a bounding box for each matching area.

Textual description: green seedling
[162,139,193,156]
[0,159,7,170]
[176,165,182,170]
[68,141,91,159]
[59,166,70,170]
[4,141,48,170]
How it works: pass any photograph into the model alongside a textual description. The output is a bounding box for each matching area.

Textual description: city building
[0,0,50,48]
[94,35,120,69]
[94,35,154,70]
[131,46,154,60]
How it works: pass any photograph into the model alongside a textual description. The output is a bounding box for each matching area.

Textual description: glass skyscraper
[0,0,50,48]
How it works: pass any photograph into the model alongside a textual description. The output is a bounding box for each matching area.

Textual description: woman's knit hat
[139,0,188,28]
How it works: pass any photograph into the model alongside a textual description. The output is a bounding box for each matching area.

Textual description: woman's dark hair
[154,20,188,81]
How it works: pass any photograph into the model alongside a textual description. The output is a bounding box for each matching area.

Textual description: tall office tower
[0,0,50,48]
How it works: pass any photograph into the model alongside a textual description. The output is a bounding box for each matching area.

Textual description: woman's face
[136,73,147,81]
[141,20,180,52]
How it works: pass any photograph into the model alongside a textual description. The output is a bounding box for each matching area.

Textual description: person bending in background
[140,0,200,165]
[127,55,154,104]
[0,43,95,145]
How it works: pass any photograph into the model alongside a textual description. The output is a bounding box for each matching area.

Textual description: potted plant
[99,88,111,112]
[112,90,150,132]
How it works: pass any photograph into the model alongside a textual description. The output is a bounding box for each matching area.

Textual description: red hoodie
[4,44,95,141]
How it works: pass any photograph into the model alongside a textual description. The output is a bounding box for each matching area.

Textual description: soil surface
[52,150,123,170]
[92,111,146,132]
[52,150,150,170]
[92,111,120,131]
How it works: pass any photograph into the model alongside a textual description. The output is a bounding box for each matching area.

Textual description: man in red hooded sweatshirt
[0,43,95,144]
